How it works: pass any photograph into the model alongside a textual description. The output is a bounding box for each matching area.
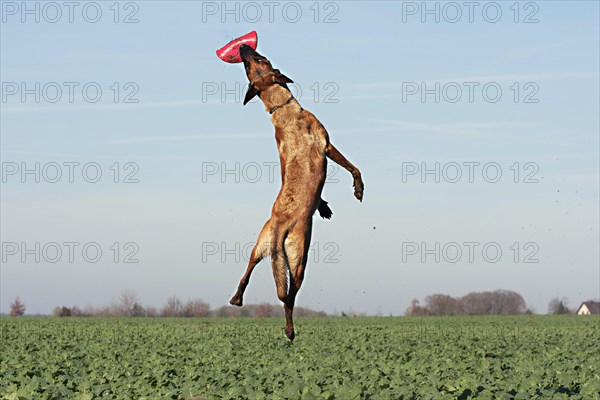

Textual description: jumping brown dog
[229,44,364,340]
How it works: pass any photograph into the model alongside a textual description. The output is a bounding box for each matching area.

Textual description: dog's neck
[260,85,302,117]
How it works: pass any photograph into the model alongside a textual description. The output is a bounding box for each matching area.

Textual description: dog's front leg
[325,143,364,201]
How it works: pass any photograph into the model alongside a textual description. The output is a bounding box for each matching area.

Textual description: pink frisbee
[216,31,258,63]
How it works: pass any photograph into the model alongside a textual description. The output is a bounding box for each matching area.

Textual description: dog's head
[240,44,293,105]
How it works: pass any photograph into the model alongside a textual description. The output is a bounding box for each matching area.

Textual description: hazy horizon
[3,289,597,317]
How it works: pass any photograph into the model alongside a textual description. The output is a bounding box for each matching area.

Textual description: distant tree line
[48,291,327,318]
[52,302,327,318]
[5,292,584,317]
[405,290,530,316]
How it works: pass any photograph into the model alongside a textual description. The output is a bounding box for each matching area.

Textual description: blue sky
[1,1,598,315]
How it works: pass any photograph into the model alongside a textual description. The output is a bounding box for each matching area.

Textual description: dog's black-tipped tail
[317,199,333,220]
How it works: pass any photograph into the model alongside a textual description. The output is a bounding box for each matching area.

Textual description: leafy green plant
[1,316,598,399]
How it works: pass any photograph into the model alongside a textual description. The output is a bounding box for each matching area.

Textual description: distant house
[576,301,600,315]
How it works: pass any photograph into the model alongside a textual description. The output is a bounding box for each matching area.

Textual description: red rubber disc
[216,31,258,63]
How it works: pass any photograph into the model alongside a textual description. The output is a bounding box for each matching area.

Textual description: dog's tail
[317,199,333,220]
[270,228,289,301]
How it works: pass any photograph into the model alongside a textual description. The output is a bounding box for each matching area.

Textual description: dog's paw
[285,325,295,341]
[229,295,243,307]
[353,178,364,202]
[318,199,333,219]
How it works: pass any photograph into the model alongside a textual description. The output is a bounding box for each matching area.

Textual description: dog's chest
[275,125,321,159]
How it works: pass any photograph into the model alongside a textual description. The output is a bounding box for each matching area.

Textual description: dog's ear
[273,69,294,84]
[243,84,259,105]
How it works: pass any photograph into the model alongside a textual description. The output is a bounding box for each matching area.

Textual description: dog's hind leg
[281,223,312,341]
[270,226,289,306]
[230,220,272,306]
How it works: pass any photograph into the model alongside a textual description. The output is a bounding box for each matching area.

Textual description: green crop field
[1,316,599,399]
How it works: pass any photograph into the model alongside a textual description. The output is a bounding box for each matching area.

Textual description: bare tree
[161,296,183,317]
[425,294,463,316]
[118,290,140,316]
[70,306,82,316]
[405,298,429,316]
[83,305,97,316]
[9,297,26,317]
[130,302,146,317]
[548,297,571,314]
[53,306,72,317]
[460,290,526,315]
[182,299,211,317]
[460,291,488,315]
[495,290,526,315]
